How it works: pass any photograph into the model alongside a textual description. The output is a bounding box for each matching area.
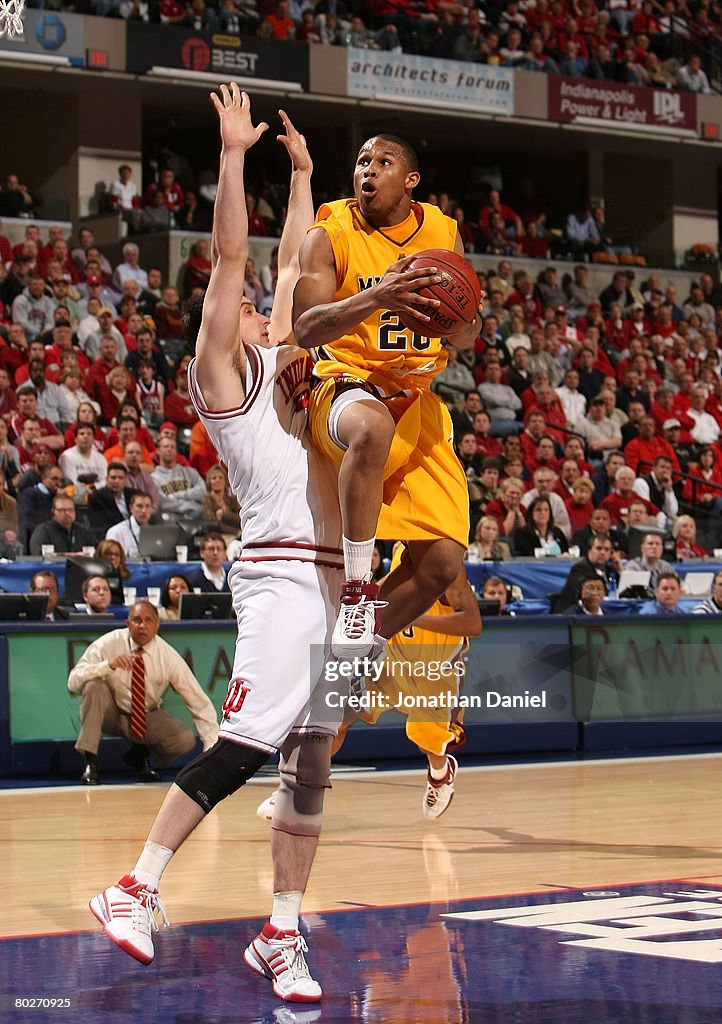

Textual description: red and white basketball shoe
[331,578,386,661]
[89,874,169,965]
[422,755,458,820]
[244,922,322,1002]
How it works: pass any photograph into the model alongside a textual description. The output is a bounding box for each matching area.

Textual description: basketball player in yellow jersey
[292,134,482,663]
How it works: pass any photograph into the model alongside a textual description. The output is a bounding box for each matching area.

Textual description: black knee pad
[175,738,270,813]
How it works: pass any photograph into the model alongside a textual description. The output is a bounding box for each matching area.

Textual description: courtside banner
[0,10,85,64]
[347,47,514,113]
[126,22,309,89]
[548,75,696,136]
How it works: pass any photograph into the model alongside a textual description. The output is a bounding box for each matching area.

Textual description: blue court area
[4,882,722,1024]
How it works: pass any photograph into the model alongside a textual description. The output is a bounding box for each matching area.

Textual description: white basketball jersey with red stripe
[187,345,341,560]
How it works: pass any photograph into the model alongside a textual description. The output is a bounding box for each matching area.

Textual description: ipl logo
[653,92,684,125]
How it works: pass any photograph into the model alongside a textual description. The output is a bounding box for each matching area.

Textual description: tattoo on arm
[314,308,341,329]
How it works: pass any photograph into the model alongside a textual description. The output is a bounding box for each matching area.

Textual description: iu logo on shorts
[222,679,251,721]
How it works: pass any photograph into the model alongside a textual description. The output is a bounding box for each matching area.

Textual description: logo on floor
[443,886,722,963]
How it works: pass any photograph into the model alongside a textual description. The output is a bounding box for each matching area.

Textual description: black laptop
[179,592,233,620]
[476,598,502,617]
[0,594,48,620]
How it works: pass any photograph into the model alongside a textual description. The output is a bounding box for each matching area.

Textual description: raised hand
[210,83,268,152]
[277,109,312,174]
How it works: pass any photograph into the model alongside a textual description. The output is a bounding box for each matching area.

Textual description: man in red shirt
[527,434,560,476]
[143,169,185,214]
[624,414,680,474]
[479,189,523,239]
[601,465,658,524]
[525,380,567,446]
[263,0,296,37]
[520,409,547,468]
[9,386,63,452]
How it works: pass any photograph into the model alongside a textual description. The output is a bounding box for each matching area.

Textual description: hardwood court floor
[3,752,722,939]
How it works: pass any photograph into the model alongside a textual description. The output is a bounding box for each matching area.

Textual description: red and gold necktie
[130,648,146,739]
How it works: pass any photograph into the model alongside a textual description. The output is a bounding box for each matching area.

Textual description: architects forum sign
[548,75,697,135]
[347,48,514,114]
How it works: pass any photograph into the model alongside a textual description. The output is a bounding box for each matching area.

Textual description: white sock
[429,758,449,783]
[270,890,303,932]
[343,535,375,581]
[132,841,175,890]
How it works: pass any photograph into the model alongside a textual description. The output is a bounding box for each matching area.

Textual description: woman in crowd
[484,477,527,537]
[96,538,130,581]
[63,401,106,452]
[686,312,704,342]
[673,514,707,559]
[157,573,190,621]
[565,476,596,534]
[201,465,240,541]
[59,367,98,422]
[511,496,569,556]
[684,447,722,510]
[467,515,511,562]
[94,539,128,603]
[98,366,137,425]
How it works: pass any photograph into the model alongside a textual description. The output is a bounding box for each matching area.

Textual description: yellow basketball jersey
[310,199,457,385]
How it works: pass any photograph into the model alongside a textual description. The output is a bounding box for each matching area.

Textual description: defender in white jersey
[89,86,342,1004]
[187,345,343,751]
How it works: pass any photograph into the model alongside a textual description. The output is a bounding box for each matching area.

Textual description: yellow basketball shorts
[309,373,469,546]
[360,656,465,757]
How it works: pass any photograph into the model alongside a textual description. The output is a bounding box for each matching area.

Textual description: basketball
[398,249,481,338]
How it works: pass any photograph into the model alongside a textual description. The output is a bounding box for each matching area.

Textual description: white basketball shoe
[331,578,386,661]
[244,922,322,1002]
[89,874,168,965]
[422,755,458,820]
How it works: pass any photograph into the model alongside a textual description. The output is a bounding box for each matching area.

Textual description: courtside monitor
[179,592,233,620]
[476,599,502,617]
[0,593,48,620]
[64,555,122,604]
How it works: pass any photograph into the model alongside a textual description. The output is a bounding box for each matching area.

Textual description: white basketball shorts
[218,558,343,753]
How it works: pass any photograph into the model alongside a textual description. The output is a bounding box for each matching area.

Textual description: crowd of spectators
[2,214,722,617]
[21,0,720,98]
[0,220,249,615]
[438,254,722,613]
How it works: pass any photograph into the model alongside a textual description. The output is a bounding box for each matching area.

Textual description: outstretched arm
[195,84,268,411]
[268,111,314,346]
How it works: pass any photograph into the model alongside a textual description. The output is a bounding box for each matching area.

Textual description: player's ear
[405,169,420,193]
